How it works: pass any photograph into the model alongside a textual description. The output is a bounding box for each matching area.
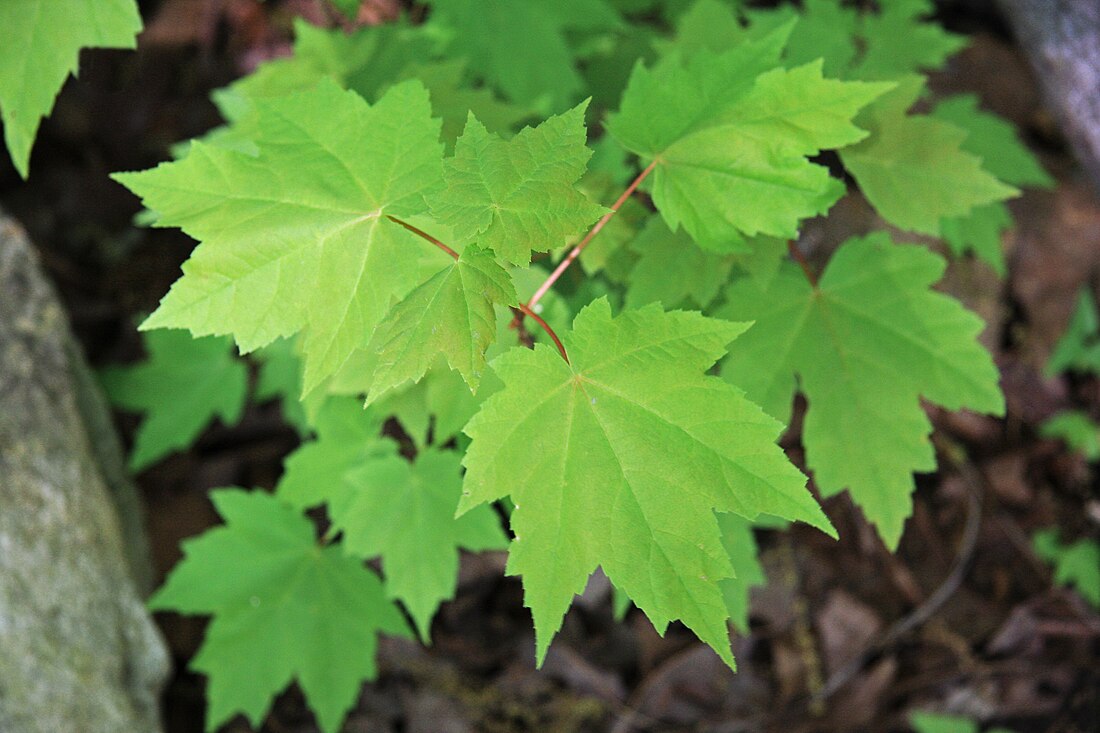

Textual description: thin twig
[387,215,459,259]
[526,159,658,311]
[515,303,569,363]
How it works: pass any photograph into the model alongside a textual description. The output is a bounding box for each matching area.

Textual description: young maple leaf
[720,233,1004,548]
[113,79,444,393]
[839,80,1018,236]
[364,245,517,401]
[458,299,835,667]
[0,0,141,177]
[328,449,509,638]
[149,489,411,733]
[428,103,607,267]
[1033,529,1100,609]
[606,23,891,249]
[276,397,394,510]
[99,329,247,471]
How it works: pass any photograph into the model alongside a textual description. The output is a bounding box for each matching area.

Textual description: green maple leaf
[459,298,834,666]
[717,513,766,633]
[940,202,1013,276]
[720,234,1003,548]
[1045,287,1100,376]
[327,449,508,637]
[277,397,393,510]
[100,330,247,471]
[909,712,979,733]
[931,94,1053,189]
[0,0,141,178]
[852,0,967,80]
[1033,529,1100,609]
[254,337,311,434]
[607,24,891,246]
[428,103,607,266]
[427,0,620,109]
[113,79,445,393]
[624,216,734,309]
[839,80,1018,236]
[1040,411,1100,461]
[365,245,516,400]
[149,489,410,733]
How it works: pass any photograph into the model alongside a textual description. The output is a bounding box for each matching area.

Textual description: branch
[387,215,459,260]
[526,159,658,311]
[388,215,569,362]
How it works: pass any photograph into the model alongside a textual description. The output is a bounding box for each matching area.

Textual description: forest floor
[0,2,1097,732]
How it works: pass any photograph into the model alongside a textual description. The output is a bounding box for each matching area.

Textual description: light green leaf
[149,489,411,733]
[1045,287,1100,376]
[114,79,445,393]
[427,0,621,109]
[276,397,394,510]
[365,245,516,400]
[717,513,766,633]
[100,330,247,471]
[940,202,1013,276]
[608,26,891,246]
[328,449,508,637]
[253,337,310,434]
[0,0,141,177]
[1040,411,1100,461]
[429,103,607,266]
[852,0,967,80]
[931,94,1053,188]
[720,234,1004,548]
[459,299,834,667]
[840,80,1018,236]
[909,711,978,733]
[1033,529,1100,609]
[624,216,734,309]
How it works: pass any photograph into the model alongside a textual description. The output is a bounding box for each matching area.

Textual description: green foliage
[608,25,891,248]
[1033,529,1100,609]
[115,79,445,393]
[429,104,607,266]
[1040,411,1100,461]
[149,489,411,733]
[364,245,516,399]
[0,0,142,177]
[1046,287,1100,376]
[459,299,834,666]
[100,330,247,470]
[909,710,1017,733]
[720,234,1003,548]
[96,0,1040,724]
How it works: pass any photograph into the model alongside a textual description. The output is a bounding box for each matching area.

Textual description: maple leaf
[1045,287,1100,376]
[459,299,835,666]
[940,202,1013,276]
[328,449,509,637]
[1033,529,1100,609]
[851,0,967,80]
[839,79,1018,236]
[428,103,607,266]
[720,233,1004,547]
[717,513,766,633]
[607,24,891,247]
[149,489,411,733]
[276,397,394,510]
[426,0,621,108]
[0,0,141,177]
[364,245,516,400]
[1040,411,1100,461]
[254,337,311,434]
[113,79,445,393]
[99,330,247,470]
[624,216,735,309]
[931,94,1053,189]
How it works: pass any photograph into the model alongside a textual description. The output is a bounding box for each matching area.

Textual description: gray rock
[0,214,169,732]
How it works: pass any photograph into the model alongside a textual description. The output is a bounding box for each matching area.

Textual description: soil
[1,2,1097,732]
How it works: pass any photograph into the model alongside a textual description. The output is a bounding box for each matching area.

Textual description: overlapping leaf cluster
[99,0,1045,730]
